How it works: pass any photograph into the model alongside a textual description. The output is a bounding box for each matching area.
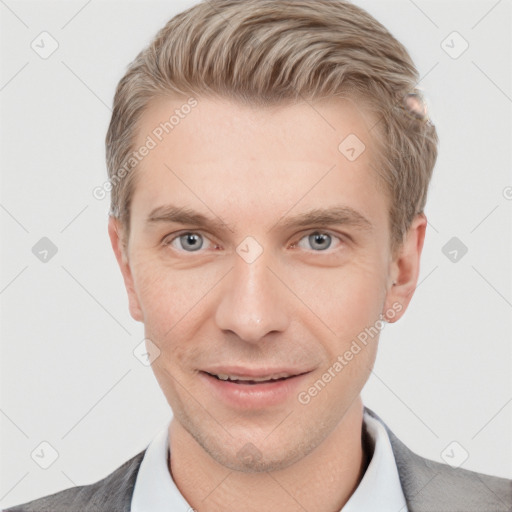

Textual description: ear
[382,213,427,323]
[108,216,143,322]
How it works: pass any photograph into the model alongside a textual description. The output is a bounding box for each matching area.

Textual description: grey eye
[177,233,204,251]
[304,232,332,251]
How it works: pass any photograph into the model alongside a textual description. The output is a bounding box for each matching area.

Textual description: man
[6,0,511,511]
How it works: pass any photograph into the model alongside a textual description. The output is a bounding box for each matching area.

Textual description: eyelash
[162,230,346,254]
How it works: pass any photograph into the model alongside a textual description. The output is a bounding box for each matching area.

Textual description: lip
[202,365,311,379]
[199,367,313,409]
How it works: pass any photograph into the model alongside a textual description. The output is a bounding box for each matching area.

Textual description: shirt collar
[342,411,408,511]
[131,409,408,512]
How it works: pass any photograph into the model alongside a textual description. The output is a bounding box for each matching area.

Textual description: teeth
[214,373,291,382]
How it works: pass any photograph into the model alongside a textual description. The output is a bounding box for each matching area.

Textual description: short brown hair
[105,0,438,251]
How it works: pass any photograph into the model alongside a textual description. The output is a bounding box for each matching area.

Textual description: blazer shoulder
[364,407,512,512]
[4,449,146,512]
[396,443,512,511]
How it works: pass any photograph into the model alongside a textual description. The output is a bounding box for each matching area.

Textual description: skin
[109,95,426,512]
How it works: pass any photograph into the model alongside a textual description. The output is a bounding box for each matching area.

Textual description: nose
[214,250,290,343]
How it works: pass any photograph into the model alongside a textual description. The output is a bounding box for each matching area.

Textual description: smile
[206,372,294,384]
[199,368,313,409]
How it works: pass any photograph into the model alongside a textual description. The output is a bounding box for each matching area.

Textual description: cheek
[131,256,220,346]
[285,255,387,339]
[132,257,187,319]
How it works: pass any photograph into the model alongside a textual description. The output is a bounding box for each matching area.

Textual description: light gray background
[1,0,511,507]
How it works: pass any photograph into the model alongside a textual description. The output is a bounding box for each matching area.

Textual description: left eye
[295,232,340,251]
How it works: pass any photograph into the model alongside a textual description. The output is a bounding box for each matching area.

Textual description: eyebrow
[272,206,373,233]
[146,204,373,233]
[147,205,232,232]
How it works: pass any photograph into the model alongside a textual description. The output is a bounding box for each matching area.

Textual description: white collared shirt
[131,409,408,511]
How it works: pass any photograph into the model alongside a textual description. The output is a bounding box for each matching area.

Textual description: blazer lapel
[90,449,146,511]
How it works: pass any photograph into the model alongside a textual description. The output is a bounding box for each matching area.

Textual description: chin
[189,422,328,474]
[211,444,306,473]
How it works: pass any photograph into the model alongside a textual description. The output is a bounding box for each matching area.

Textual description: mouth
[199,367,313,409]
[203,371,299,385]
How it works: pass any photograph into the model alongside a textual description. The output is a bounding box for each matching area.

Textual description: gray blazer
[5,407,511,511]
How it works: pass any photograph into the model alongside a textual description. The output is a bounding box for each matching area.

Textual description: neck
[168,399,369,512]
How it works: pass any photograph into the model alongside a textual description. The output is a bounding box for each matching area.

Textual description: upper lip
[202,366,312,380]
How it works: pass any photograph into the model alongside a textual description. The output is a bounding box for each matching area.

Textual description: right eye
[163,232,213,252]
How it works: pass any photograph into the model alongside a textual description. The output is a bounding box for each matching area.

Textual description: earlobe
[383,213,427,323]
[107,217,144,322]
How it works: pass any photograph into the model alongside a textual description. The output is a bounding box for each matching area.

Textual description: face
[109,95,425,472]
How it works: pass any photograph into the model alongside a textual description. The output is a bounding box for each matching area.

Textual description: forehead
[129,94,388,235]
[136,94,379,165]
